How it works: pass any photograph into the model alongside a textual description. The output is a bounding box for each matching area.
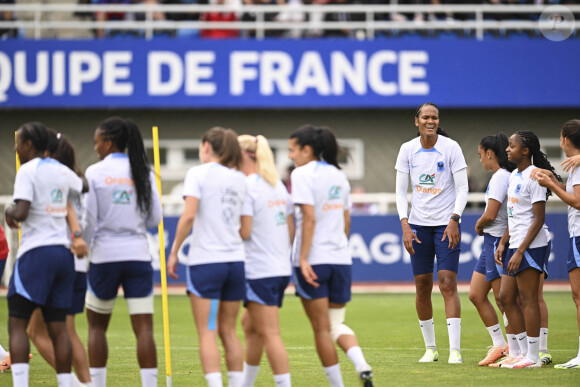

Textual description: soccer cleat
[512,358,542,369]
[419,348,439,362]
[0,353,10,372]
[357,365,374,387]
[539,351,552,365]
[448,350,463,364]
[554,357,580,369]
[478,345,508,366]
[494,355,523,368]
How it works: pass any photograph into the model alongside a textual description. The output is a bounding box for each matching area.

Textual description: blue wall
[150,213,570,284]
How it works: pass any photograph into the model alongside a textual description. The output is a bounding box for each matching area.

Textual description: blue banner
[149,213,570,284]
[0,39,578,108]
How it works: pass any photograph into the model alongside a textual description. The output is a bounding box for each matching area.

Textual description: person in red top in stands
[200,0,239,38]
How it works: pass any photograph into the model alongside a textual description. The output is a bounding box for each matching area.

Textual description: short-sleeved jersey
[483,168,511,238]
[395,136,467,226]
[13,157,83,258]
[291,161,352,267]
[242,174,293,279]
[83,153,162,264]
[506,165,550,249]
[567,167,580,237]
[182,162,247,266]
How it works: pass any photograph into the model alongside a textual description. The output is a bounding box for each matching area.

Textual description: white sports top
[567,167,580,238]
[506,165,550,249]
[70,191,88,273]
[83,153,162,264]
[182,162,247,266]
[13,157,83,258]
[242,174,293,279]
[291,161,352,267]
[395,135,467,226]
[483,168,511,238]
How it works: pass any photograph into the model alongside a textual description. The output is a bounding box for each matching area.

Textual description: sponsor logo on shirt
[415,186,442,195]
[113,189,133,204]
[508,196,519,204]
[328,185,342,200]
[268,199,287,208]
[104,176,134,186]
[275,211,287,225]
[50,188,64,203]
[508,206,514,218]
[419,173,436,186]
[322,203,344,212]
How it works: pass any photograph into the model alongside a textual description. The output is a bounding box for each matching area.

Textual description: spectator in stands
[15,0,93,38]
[322,0,367,39]
[0,0,17,38]
[95,0,166,39]
[240,0,286,38]
[200,0,239,38]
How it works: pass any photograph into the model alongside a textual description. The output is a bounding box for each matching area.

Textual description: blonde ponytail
[238,134,279,187]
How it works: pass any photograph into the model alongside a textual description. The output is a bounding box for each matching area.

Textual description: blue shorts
[293,264,351,304]
[186,262,245,301]
[0,259,6,283]
[505,242,551,277]
[88,261,153,300]
[8,245,75,310]
[567,237,580,272]
[244,276,290,307]
[409,224,461,276]
[473,233,503,281]
[68,272,87,315]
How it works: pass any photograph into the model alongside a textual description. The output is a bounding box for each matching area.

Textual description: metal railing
[0,4,577,40]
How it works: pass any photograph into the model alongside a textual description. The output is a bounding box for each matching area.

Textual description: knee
[438,277,457,296]
[499,291,513,308]
[415,279,432,296]
[468,290,485,306]
[329,308,354,342]
[494,297,504,313]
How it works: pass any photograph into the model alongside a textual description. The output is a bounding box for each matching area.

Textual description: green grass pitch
[1,292,579,386]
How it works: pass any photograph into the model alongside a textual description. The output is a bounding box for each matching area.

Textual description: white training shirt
[182,162,247,266]
[291,161,352,267]
[483,168,511,238]
[506,165,550,249]
[567,167,580,238]
[395,135,467,226]
[242,174,293,279]
[12,157,83,259]
[82,153,162,264]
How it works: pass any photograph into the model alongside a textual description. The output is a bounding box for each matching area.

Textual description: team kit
[2,105,580,387]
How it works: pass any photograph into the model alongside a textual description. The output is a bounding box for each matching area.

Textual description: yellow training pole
[14,131,21,243]
[152,126,172,387]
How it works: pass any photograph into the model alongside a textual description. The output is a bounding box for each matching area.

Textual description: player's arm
[167,196,198,279]
[4,200,30,228]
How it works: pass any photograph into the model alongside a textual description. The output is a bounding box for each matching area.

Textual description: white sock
[205,372,223,387]
[90,367,106,387]
[242,363,260,387]
[486,323,507,347]
[346,346,369,370]
[140,368,157,387]
[419,319,436,350]
[506,334,521,357]
[577,336,580,358]
[57,373,73,387]
[228,371,243,387]
[71,373,81,387]
[515,332,528,357]
[12,363,30,387]
[527,336,540,362]
[539,327,549,353]
[0,344,7,358]
[273,373,291,387]
[447,318,461,352]
[323,364,344,387]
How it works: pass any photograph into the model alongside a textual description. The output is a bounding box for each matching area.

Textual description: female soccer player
[83,117,162,387]
[495,130,559,369]
[167,127,247,387]
[533,119,580,369]
[27,132,92,385]
[237,134,294,387]
[470,134,514,366]
[289,125,373,387]
[5,122,84,387]
[395,103,468,364]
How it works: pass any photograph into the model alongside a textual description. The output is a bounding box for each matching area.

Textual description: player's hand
[70,237,88,258]
[534,171,553,189]
[506,250,523,275]
[561,155,580,173]
[495,244,505,267]
[300,260,319,288]
[402,223,421,255]
[167,252,179,280]
[4,206,18,229]
[475,223,484,236]
[442,220,460,249]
